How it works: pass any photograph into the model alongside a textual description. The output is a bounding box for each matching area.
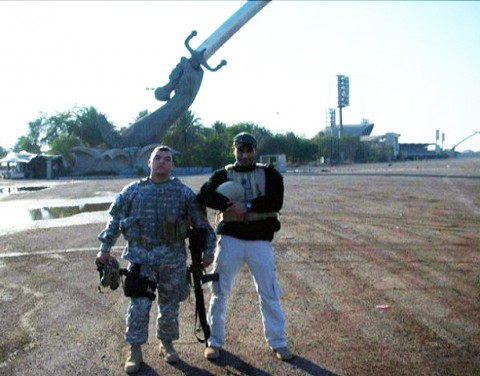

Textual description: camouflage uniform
[98,176,216,344]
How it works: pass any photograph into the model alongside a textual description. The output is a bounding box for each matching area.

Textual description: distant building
[325,121,374,137]
[259,154,287,172]
[398,143,438,160]
[0,151,65,179]
[361,133,401,159]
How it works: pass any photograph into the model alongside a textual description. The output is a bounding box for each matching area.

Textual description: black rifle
[188,228,219,345]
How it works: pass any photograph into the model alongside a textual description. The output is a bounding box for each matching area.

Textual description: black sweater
[197,163,284,241]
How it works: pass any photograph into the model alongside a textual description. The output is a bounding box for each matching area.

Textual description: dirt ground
[0,158,479,376]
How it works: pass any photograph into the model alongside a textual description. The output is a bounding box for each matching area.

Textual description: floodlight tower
[337,75,350,139]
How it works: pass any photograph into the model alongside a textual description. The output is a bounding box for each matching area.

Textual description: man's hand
[224,201,247,221]
[96,251,114,265]
[202,256,214,269]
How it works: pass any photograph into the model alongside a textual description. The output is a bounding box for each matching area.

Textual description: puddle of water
[0,200,113,231]
[29,202,111,221]
[0,186,49,194]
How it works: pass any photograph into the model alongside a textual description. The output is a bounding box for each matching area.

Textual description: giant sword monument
[73,0,270,175]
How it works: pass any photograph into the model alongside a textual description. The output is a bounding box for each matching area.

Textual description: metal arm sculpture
[97,0,270,148]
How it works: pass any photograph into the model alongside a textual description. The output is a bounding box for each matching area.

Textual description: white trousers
[207,235,287,349]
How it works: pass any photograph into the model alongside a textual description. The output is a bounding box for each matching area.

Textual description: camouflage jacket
[98,177,216,265]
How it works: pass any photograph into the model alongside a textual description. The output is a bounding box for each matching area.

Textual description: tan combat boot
[124,344,143,374]
[159,340,179,363]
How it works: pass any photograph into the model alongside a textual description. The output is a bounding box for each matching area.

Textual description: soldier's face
[149,149,174,182]
[233,144,256,166]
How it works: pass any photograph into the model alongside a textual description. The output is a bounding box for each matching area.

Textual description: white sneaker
[272,346,294,361]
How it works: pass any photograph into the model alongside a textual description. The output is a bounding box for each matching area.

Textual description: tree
[211,121,228,136]
[14,135,41,154]
[71,106,110,147]
[228,122,273,152]
[15,111,76,151]
[14,116,45,152]
[11,103,396,173]
[0,145,7,158]
[49,133,81,168]
[14,106,122,155]
[202,121,231,169]
[162,110,205,166]
[134,110,150,122]
[42,111,75,143]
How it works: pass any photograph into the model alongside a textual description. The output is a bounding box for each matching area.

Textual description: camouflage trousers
[125,261,190,345]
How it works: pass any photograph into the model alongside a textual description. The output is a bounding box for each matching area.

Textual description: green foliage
[266,132,317,164]
[198,121,231,169]
[14,135,41,153]
[15,105,397,173]
[226,122,274,152]
[203,137,231,169]
[71,106,111,147]
[316,134,372,163]
[161,110,206,166]
[49,133,81,168]
[0,145,7,158]
[15,106,115,153]
[12,117,44,153]
[134,110,150,123]
[365,143,393,163]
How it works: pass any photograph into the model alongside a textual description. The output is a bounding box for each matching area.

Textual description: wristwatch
[245,201,253,211]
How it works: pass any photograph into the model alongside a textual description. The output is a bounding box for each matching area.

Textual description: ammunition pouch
[163,215,190,243]
[179,267,191,302]
[120,217,142,241]
[121,264,156,301]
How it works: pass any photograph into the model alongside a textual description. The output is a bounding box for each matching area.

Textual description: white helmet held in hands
[215,181,244,202]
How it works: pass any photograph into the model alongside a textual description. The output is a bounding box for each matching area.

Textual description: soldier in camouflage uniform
[96,146,216,374]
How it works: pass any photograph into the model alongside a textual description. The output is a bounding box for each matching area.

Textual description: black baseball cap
[233,132,257,147]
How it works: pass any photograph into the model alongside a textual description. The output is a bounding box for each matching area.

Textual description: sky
[1,1,480,152]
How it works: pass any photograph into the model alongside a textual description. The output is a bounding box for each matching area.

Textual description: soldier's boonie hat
[233,132,257,147]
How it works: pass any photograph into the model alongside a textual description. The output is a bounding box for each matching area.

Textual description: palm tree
[211,121,227,136]
[162,110,204,165]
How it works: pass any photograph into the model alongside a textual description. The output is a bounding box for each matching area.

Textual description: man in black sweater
[197,132,293,362]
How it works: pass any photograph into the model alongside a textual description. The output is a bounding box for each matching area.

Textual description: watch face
[246,202,252,209]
